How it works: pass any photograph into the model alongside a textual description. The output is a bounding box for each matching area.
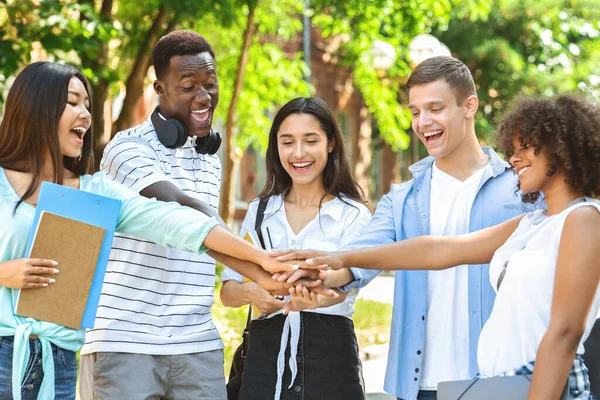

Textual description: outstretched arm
[220,280,287,314]
[528,207,600,400]
[108,180,295,274]
[277,215,523,271]
[141,181,296,275]
[209,251,288,295]
[141,181,227,227]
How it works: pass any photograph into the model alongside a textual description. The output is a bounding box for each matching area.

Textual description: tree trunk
[91,80,109,170]
[219,1,258,225]
[79,0,113,171]
[382,143,401,194]
[112,5,169,135]
[353,105,372,202]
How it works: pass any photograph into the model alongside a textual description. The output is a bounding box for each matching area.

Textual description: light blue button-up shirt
[342,147,531,400]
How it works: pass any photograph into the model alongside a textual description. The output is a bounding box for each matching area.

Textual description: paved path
[357,272,395,304]
[357,275,396,400]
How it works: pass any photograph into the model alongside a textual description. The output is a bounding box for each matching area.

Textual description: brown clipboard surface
[15,211,106,329]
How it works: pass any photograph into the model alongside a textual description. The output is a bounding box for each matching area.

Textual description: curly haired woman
[277,94,600,399]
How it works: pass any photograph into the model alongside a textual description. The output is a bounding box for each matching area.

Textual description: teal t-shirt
[0,167,217,399]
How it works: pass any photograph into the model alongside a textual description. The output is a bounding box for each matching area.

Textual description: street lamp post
[303,0,311,83]
[371,39,397,72]
[369,40,399,196]
[407,34,451,67]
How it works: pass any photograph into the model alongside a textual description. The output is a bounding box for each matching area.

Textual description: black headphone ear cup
[169,119,188,148]
[151,106,188,148]
[195,130,222,155]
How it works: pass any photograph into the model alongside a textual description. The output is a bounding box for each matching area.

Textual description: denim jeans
[398,390,437,400]
[417,390,437,400]
[0,335,77,400]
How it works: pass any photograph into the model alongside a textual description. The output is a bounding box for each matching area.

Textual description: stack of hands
[252,249,344,316]
[1,249,345,316]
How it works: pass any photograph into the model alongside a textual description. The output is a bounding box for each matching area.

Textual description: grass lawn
[212,287,393,376]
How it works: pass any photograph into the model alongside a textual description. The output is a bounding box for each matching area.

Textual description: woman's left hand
[283,284,320,315]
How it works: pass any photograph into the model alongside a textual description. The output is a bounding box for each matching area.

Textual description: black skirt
[239,312,365,400]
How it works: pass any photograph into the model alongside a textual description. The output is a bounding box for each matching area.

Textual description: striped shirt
[82,118,223,355]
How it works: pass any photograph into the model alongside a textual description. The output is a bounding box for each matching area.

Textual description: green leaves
[2,0,599,155]
[205,0,310,151]
[433,0,600,143]
[308,0,470,150]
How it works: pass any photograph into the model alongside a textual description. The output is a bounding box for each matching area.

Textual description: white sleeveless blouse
[478,198,600,377]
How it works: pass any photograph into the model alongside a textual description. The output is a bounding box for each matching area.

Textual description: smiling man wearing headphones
[79,30,229,400]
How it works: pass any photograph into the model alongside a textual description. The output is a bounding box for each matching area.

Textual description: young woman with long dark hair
[221,97,371,400]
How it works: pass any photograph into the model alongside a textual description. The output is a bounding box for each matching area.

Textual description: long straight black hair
[0,62,94,208]
[259,97,365,205]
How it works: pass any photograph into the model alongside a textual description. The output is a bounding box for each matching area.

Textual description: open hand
[246,282,286,315]
[271,269,324,283]
[270,249,344,270]
[257,253,300,274]
[0,258,59,289]
[293,279,338,298]
[283,285,320,315]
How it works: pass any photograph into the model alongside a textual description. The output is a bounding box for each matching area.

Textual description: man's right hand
[246,282,286,314]
[0,258,59,289]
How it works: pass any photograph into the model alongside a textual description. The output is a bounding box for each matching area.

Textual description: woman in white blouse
[278,95,600,399]
[220,97,371,400]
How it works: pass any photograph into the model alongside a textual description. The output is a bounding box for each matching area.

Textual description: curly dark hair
[496,94,600,203]
[152,30,215,80]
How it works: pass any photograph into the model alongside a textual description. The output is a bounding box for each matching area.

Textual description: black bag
[226,197,269,400]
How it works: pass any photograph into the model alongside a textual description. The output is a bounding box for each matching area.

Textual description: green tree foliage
[310,0,493,151]
[432,0,600,142]
[201,0,310,151]
[200,0,310,222]
[0,1,114,103]
[0,0,308,147]
[2,0,599,193]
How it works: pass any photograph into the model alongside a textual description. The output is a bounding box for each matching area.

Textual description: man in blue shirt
[276,56,527,400]
[347,56,527,400]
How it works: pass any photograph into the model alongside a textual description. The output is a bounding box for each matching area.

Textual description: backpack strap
[254,197,269,250]
[243,196,270,329]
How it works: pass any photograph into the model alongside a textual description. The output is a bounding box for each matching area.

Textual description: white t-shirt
[222,194,372,318]
[82,118,223,356]
[478,199,600,376]
[421,161,490,390]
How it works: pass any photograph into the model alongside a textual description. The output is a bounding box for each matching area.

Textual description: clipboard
[16,211,106,329]
[16,181,121,329]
